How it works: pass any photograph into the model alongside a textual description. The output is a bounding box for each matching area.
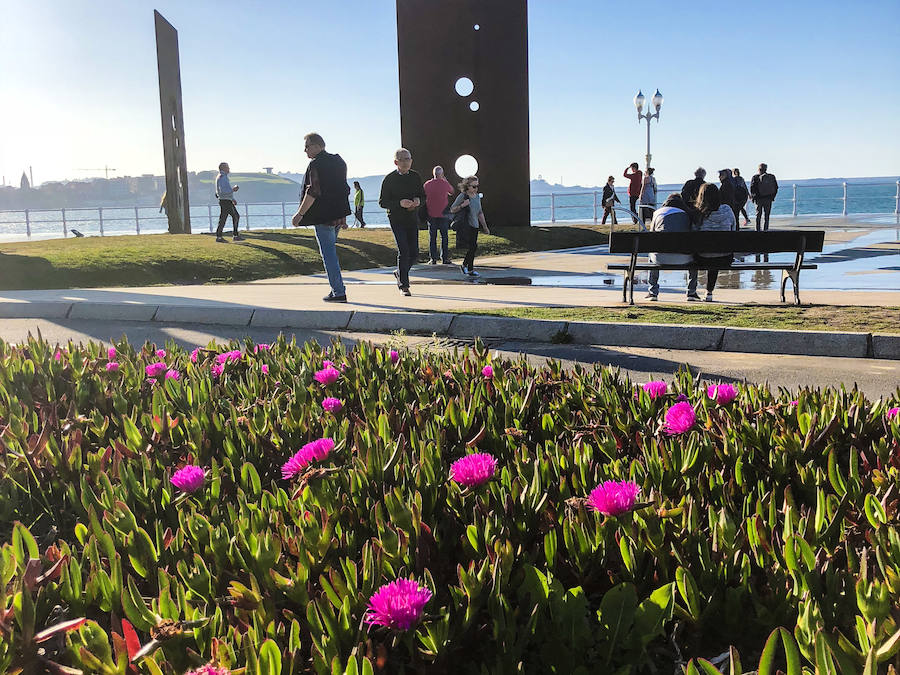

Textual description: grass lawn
[455,304,900,334]
[0,225,605,290]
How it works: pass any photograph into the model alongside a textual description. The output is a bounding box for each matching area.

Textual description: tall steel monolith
[396,0,529,226]
[154,10,191,234]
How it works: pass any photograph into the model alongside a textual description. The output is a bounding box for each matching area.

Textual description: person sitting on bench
[646,193,693,301]
[689,183,736,302]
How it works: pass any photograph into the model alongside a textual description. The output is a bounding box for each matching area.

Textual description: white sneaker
[645,292,658,301]
[461,265,469,276]
[468,269,480,277]
[705,292,714,302]
[686,293,701,302]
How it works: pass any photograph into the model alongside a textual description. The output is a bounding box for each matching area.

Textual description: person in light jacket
[645,193,693,300]
[688,183,736,302]
[601,176,620,225]
[639,167,657,224]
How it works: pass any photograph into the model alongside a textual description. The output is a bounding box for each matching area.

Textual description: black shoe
[323,292,347,303]
[233,235,244,242]
[442,259,453,265]
[401,287,411,296]
[428,259,439,265]
[215,236,227,243]
[393,271,402,288]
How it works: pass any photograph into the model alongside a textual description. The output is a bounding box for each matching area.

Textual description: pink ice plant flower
[155,349,166,359]
[261,364,269,375]
[389,349,400,364]
[365,579,432,631]
[186,665,230,675]
[322,359,334,368]
[642,381,668,399]
[215,349,242,365]
[314,366,341,385]
[170,465,205,493]
[450,453,497,488]
[322,397,343,414]
[707,383,738,405]
[790,400,799,406]
[145,361,168,378]
[482,365,494,379]
[663,401,696,435]
[107,347,116,359]
[190,348,200,363]
[255,343,271,353]
[53,350,63,362]
[282,438,335,479]
[106,362,120,372]
[165,369,180,381]
[888,407,899,420]
[587,480,641,517]
[211,363,224,379]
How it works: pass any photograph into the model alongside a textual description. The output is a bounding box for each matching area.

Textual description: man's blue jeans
[428,216,451,262]
[314,224,345,296]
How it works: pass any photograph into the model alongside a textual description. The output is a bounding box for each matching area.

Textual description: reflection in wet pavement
[534,228,900,291]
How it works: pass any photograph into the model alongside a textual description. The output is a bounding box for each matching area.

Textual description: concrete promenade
[0,217,897,359]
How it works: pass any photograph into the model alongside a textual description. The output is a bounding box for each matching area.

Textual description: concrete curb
[0,300,896,360]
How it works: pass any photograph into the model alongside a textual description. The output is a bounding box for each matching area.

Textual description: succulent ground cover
[0,336,898,674]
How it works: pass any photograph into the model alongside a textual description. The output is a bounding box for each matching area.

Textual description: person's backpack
[759,173,777,198]
[734,181,748,202]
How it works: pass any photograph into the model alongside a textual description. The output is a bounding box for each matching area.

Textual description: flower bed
[0,336,898,674]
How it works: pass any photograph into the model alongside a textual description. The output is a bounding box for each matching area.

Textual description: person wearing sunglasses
[449,176,490,276]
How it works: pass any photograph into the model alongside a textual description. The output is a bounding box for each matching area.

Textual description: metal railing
[1,181,898,241]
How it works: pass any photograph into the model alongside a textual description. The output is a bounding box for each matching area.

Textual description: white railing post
[895,180,899,221]
[25,209,31,238]
[61,208,67,237]
[792,184,797,217]
[244,203,250,231]
[592,191,598,223]
[281,202,287,228]
[98,207,104,235]
[842,182,848,216]
[550,193,556,223]
[135,206,140,235]
[208,204,213,232]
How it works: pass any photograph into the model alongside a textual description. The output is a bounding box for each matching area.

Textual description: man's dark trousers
[217,200,240,237]
[428,216,451,262]
[629,195,639,223]
[755,198,773,231]
[389,217,418,288]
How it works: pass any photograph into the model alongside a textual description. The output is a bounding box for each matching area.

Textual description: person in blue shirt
[215,163,243,242]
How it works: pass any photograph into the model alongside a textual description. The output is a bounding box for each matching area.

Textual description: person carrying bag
[449,175,490,277]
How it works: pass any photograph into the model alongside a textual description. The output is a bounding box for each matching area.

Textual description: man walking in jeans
[623,162,643,224]
[291,133,351,302]
[423,166,454,264]
[215,162,243,242]
[379,148,426,296]
[750,162,778,231]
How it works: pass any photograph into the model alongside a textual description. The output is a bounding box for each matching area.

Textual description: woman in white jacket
[639,167,657,224]
[688,183,735,301]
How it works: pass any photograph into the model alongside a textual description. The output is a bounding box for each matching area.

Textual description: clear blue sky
[1,0,897,187]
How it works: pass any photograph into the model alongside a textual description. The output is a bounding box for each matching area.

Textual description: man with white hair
[423,165,455,264]
[379,148,426,296]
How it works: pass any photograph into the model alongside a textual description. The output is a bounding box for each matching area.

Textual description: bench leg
[781,270,801,305]
[780,271,788,303]
[622,272,629,303]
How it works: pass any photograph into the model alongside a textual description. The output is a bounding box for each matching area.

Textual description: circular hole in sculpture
[469,101,480,111]
[454,155,479,178]
[474,24,480,30]
[454,77,474,97]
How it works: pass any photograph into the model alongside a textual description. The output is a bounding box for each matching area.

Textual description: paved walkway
[0,219,898,311]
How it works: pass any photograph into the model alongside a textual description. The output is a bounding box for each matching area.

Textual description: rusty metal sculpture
[154,10,191,234]
[396,1,530,227]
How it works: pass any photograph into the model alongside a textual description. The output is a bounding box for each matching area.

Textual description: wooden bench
[608,230,825,305]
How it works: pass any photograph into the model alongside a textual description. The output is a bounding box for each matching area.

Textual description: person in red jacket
[623,163,643,224]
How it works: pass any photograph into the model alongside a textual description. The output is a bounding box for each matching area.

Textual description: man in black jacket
[681,167,707,206]
[379,148,426,296]
[291,133,352,302]
[718,169,739,229]
[749,163,778,231]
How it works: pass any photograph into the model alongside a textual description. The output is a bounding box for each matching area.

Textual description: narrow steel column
[155,11,191,234]
[62,208,67,237]
[792,184,797,217]
[24,209,31,238]
[842,182,848,216]
[135,206,141,234]
[98,207,104,236]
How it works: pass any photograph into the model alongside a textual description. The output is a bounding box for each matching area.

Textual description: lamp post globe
[651,89,663,111]
[634,90,645,113]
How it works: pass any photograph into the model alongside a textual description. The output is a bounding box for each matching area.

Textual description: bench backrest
[609,230,825,255]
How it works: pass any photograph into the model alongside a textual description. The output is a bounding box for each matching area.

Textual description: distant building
[20,172,30,190]
[263,167,274,174]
